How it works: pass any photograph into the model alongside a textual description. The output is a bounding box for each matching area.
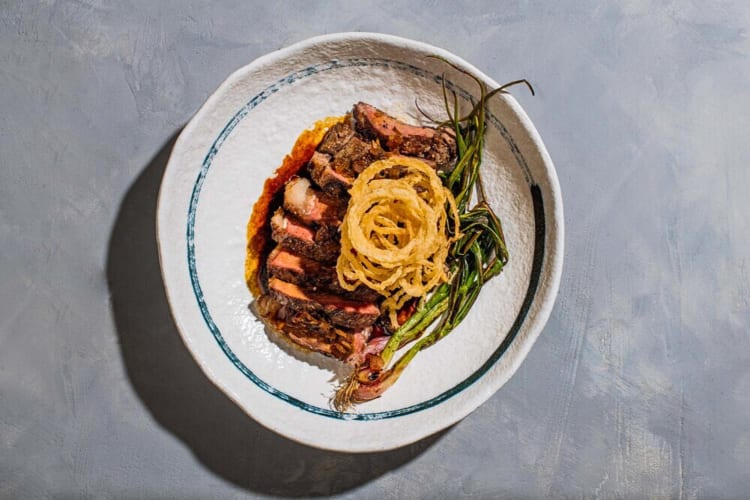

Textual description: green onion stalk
[334,62,534,411]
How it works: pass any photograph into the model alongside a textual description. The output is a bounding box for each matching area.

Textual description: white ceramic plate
[157,33,563,452]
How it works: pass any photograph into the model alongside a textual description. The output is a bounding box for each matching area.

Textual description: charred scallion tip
[333,62,533,412]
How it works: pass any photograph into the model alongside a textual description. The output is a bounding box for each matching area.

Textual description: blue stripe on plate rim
[186,58,545,421]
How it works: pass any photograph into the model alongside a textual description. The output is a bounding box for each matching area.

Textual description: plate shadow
[106,129,448,496]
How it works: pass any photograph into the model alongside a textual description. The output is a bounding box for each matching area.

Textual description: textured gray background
[2,1,749,498]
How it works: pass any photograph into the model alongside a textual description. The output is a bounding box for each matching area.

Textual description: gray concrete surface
[2,1,749,497]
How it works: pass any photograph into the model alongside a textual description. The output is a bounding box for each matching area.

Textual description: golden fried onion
[336,156,460,326]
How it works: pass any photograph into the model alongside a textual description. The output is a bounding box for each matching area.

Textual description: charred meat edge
[269,208,340,264]
[268,277,380,330]
[352,102,457,170]
[266,246,380,302]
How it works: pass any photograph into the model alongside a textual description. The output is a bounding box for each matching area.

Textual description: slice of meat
[268,277,380,329]
[270,208,340,263]
[255,294,370,363]
[278,305,353,361]
[317,120,356,155]
[308,128,385,193]
[331,135,385,178]
[285,315,372,365]
[267,245,325,284]
[267,246,380,302]
[283,176,346,225]
[308,150,354,193]
[352,102,457,169]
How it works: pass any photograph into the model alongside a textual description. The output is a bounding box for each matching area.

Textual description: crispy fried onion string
[336,156,460,327]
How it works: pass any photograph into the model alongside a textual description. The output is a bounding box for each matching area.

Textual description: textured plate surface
[156,33,563,452]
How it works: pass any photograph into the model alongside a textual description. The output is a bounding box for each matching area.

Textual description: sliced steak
[317,120,356,155]
[266,245,325,284]
[308,150,353,193]
[277,305,353,361]
[352,102,457,169]
[268,277,380,329]
[254,102,464,366]
[267,246,381,302]
[308,126,385,193]
[255,294,370,363]
[269,208,339,263]
[330,135,385,177]
[285,312,371,365]
[283,176,346,226]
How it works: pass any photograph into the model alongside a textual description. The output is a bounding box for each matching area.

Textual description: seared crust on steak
[269,208,340,263]
[309,118,386,194]
[268,278,380,330]
[283,176,347,225]
[267,246,380,302]
[308,150,353,193]
[353,102,456,169]
[330,135,385,178]
[317,121,356,155]
[255,294,370,363]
